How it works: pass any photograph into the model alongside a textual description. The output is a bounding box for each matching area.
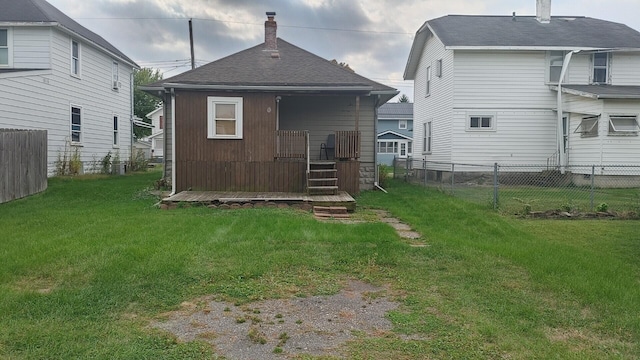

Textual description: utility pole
[189,19,195,69]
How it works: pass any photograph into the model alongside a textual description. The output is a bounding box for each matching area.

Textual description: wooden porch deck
[162,191,356,211]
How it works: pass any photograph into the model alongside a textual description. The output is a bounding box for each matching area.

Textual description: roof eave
[158,83,378,93]
[404,21,432,80]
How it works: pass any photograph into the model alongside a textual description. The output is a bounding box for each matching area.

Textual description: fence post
[423,158,427,186]
[405,156,409,182]
[493,162,499,210]
[451,163,455,195]
[590,165,595,211]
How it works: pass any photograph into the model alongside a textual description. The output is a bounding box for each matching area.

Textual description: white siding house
[405,6,640,174]
[0,0,138,175]
[145,107,164,159]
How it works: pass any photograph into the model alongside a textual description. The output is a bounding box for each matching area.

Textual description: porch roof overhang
[550,84,640,99]
[140,83,398,103]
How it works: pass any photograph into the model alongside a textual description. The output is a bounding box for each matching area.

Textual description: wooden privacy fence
[0,129,48,203]
[275,130,308,159]
[335,130,361,159]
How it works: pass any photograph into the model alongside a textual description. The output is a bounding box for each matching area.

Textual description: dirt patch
[152,280,400,359]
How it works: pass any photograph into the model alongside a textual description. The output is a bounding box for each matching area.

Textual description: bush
[378,164,391,188]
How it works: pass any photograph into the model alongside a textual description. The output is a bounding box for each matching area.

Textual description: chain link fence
[393,157,640,216]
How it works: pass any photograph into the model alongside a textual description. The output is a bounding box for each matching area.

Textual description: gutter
[159,83,374,92]
[372,94,388,193]
[556,50,580,172]
[170,88,176,196]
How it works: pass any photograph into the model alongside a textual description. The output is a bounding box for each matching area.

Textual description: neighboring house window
[548,51,565,83]
[0,29,10,66]
[113,115,119,146]
[592,53,609,84]
[159,115,164,130]
[207,96,243,139]
[423,121,432,153]
[425,66,431,96]
[407,141,413,156]
[112,61,119,90]
[575,115,599,137]
[468,115,495,131]
[71,40,80,76]
[608,115,639,136]
[399,120,407,130]
[71,106,82,143]
[378,141,398,154]
[436,59,443,77]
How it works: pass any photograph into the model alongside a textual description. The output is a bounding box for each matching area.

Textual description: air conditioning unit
[112,81,121,90]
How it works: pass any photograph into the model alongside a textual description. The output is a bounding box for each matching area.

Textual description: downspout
[373,95,388,193]
[130,70,134,166]
[170,88,176,196]
[556,50,579,173]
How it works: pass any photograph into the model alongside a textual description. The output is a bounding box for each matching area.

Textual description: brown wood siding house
[142,13,397,195]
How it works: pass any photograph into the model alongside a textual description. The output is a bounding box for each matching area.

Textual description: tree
[398,94,410,103]
[134,67,163,138]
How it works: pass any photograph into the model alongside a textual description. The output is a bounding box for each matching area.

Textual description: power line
[75,16,412,35]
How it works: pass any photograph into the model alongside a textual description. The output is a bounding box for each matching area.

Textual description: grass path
[0,172,638,359]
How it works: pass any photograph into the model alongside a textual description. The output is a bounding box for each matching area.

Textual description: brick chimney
[265,12,277,50]
[536,0,551,23]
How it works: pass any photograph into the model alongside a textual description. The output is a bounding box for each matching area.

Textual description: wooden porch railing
[275,130,308,159]
[335,130,361,159]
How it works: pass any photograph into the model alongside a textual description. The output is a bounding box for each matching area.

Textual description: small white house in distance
[377,102,413,166]
[145,106,164,159]
[0,0,138,175]
[404,0,640,177]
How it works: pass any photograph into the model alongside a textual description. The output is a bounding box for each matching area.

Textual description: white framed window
[574,115,599,137]
[71,40,80,76]
[0,28,11,67]
[112,61,119,90]
[70,105,82,143]
[378,141,398,154]
[207,96,243,139]
[398,120,407,130]
[548,51,565,83]
[608,115,639,136]
[113,115,119,146]
[423,121,432,153]
[467,115,495,131]
[425,66,431,96]
[436,59,443,77]
[407,141,413,156]
[592,53,609,84]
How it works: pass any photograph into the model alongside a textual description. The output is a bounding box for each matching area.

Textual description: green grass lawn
[1,172,638,359]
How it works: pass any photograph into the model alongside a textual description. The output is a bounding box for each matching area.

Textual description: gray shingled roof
[0,0,136,66]
[559,85,640,99]
[152,38,395,92]
[429,15,640,48]
[378,103,413,118]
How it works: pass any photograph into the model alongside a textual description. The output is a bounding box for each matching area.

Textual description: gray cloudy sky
[47,0,640,101]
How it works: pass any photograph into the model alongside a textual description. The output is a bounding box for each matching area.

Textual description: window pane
[216,120,236,135]
[593,69,607,83]
[113,117,118,131]
[72,41,78,57]
[72,124,81,131]
[470,117,479,128]
[549,67,562,82]
[216,104,235,119]
[481,117,491,128]
[594,53,607,66]
[71,132,80,142]
[610,117,638,132]
[0,49,7,65]
[0,30,6,46]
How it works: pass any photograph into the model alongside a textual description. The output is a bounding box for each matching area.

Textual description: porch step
[308,161,338,195]
[313,206,350,219]
[308,177,338,183]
